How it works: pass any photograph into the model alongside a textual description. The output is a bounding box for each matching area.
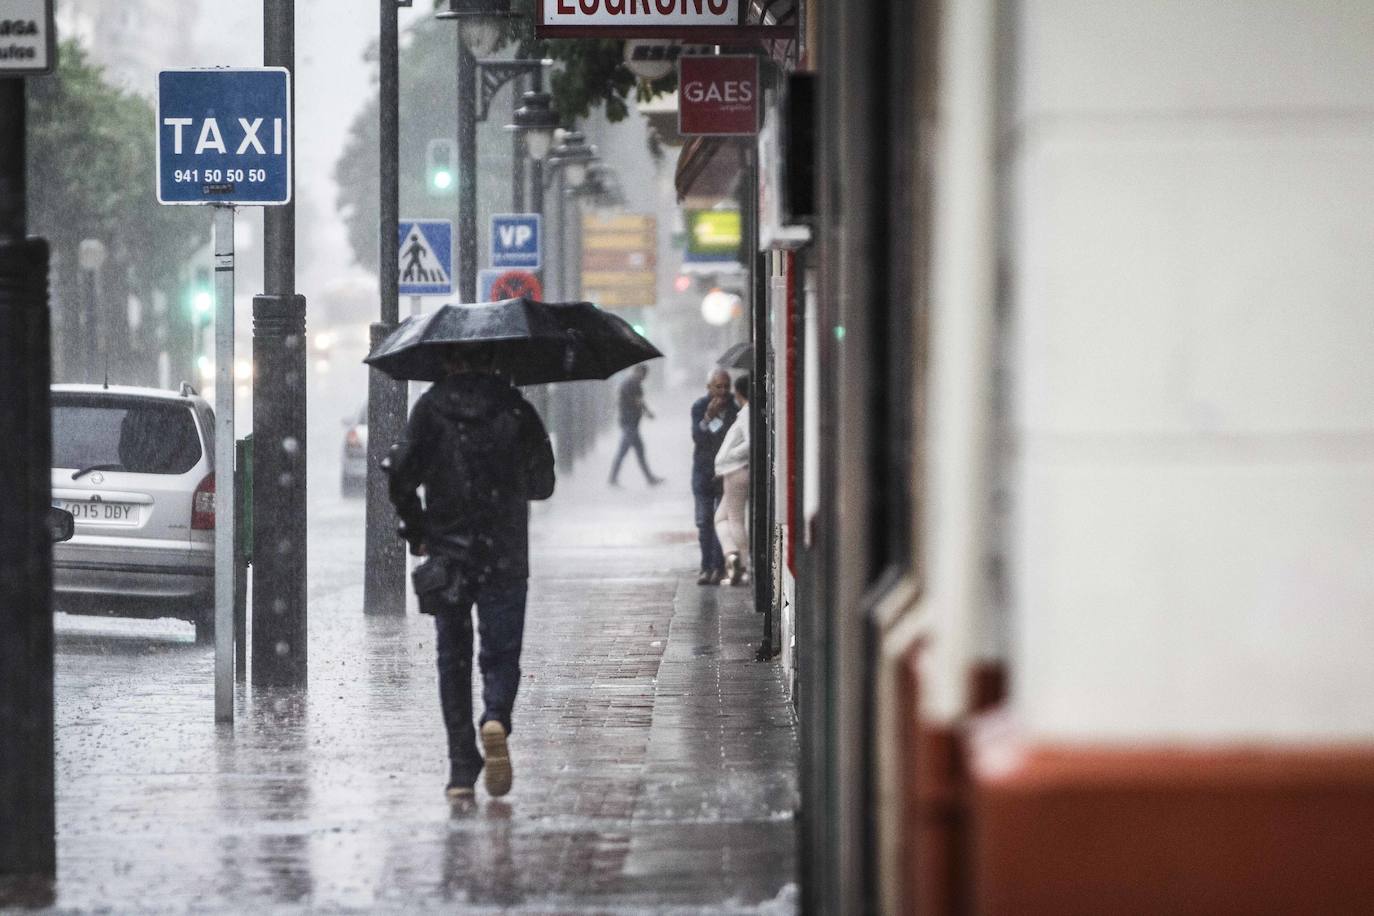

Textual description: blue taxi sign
[156,68,292,206]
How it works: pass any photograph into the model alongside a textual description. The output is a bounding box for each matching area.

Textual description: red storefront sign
[679,55,759,136]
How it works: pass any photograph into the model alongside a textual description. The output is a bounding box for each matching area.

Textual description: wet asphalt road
[27,388,798,914]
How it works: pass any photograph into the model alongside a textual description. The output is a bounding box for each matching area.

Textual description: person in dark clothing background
[691,368,739,585]
[387,346,555,801]
[608,363,663,487]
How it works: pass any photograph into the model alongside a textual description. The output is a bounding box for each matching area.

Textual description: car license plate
[58,500,140,525]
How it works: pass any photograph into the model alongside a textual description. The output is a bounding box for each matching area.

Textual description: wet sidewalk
[29,387,797,914]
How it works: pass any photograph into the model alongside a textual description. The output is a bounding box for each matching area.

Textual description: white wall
[1009,0,1374,741]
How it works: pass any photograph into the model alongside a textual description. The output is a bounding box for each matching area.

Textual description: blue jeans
[694,487,725,573]
[430,576,528,787]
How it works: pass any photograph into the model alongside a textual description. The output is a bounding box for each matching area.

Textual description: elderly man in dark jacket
[387,347,554,801]
[691,368,739,585]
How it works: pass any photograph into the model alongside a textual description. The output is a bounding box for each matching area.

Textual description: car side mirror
[47,506,75,543]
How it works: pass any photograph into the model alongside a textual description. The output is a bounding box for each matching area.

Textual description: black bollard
[250,294,308,686]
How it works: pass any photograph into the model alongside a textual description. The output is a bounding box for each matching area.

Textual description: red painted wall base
[969,738,1374,915]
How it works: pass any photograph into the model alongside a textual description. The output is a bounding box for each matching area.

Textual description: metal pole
[83,266,98,381]
[254,0,309,682]
[512,75,526,213]
[263,0,295,296]
[552,168,574,471]
[213,206,236,722]
[526,77,549,422]
[364,0,407,616]
[0,75,56,882]
[457,29,477,302]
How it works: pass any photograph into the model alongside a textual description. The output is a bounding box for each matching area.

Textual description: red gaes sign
[679,55,759,136]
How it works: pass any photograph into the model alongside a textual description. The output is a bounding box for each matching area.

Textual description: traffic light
[188,267,212,325]
[426,138,457,195]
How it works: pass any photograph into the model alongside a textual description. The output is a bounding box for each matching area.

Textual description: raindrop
[282,436,300,455]
[275,641,290,656]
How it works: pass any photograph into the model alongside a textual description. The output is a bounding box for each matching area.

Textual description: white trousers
[714,468,750,559]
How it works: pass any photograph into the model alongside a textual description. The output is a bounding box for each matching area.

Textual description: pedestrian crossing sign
[398,219,453,296]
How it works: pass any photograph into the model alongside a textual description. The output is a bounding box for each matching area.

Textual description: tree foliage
[27,41,208,380]
[335,3,674,271]
[28,42,207,292]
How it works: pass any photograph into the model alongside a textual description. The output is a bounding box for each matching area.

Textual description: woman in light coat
[713,374,751,586]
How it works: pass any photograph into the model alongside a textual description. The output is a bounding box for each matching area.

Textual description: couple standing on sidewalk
[693,369,752,587]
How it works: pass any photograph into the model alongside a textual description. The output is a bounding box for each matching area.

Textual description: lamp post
[506,91,560,423]
[436,0,528,302]
[77,238,106,382]
[506,90,558,211]
[543,131,596,469]
[546,130,595,301]
[566,162,626,448]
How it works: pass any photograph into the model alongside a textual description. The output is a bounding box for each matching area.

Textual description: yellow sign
[687,209,741,258]
[582,213,657,308]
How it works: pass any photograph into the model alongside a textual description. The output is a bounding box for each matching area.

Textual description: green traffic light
[193,290,212,315]
[432,170,453,191]
[632,324,647,336]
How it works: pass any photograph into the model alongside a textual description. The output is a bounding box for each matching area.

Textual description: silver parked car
[50,383,216,641]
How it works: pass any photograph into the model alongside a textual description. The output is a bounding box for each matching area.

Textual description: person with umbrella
[386,343,554,800]
[368,298,661,800]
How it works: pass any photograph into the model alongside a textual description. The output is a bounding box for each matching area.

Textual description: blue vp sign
[157,68,292,206]
[490,214,541,269]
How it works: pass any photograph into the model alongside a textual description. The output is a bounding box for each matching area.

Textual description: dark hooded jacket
[387,372,554,581]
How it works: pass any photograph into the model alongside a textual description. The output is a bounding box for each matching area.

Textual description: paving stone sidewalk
[15,387,797,914]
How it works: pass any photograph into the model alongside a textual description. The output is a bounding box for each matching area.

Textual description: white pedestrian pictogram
[399,225,449,286]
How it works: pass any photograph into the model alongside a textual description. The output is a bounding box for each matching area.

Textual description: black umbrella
[717,340,752,370]
[363,298,662,385]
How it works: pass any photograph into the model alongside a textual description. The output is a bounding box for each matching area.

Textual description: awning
[674,136,746,206]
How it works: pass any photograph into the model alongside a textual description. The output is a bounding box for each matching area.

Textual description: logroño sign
[535,0,792,39]
[679,55,759,136]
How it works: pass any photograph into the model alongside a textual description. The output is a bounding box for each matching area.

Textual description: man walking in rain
[608,364,664,487]
[386,345,555,800]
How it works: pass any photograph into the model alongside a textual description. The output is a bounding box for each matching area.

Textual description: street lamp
[549,130,595,190]
[436,0,512,56]
[579,162,626,209]
[505,91,558,164]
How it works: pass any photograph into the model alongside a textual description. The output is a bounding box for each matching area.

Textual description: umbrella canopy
[364,298,662,385]
[716,341,752,370]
